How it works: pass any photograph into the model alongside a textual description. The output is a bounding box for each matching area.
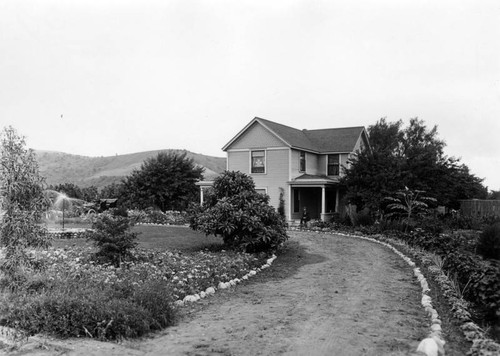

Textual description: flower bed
[128,209,188,226]
[46,228,92,239]
[0,245,270,340]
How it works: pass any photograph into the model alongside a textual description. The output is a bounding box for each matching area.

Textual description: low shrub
[383,227,500,327]
[444,251,500,324]
[2,288,169,339]
[87,213,138,266]
[354,210,374,227]
[477,223,500,260]
[419,215,446,234]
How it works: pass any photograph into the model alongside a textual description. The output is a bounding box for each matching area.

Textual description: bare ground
[4,231,470,356]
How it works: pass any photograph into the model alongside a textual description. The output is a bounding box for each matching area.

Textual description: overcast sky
[1,0,499,190]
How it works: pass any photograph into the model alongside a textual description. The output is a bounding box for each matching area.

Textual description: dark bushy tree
[0,126,50,276]
[342,118,487,213]
[87,211,138,266]
[189,171,288,253]
[99,182,124,200]
[121,151,204,211]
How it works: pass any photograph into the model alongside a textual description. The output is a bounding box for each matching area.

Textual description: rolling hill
[34,149,227,190]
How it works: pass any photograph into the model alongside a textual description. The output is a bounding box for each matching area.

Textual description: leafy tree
[99,182,124,200]
[0,126,50,276]
[189,171,288,253]
[488,190,500,200]
[121,151,204,211]
[342,118,487,213]
[341,118,405,213]
[81,186,98,202]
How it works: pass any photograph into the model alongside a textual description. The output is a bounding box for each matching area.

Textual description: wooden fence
[459,199,500,218]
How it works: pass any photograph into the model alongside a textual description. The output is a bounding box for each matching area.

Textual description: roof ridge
[304,126,365,132]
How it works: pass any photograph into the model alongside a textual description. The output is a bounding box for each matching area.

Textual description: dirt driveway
[9,232,444,356]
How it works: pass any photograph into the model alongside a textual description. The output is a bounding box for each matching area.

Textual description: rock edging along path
[8,230,446,356]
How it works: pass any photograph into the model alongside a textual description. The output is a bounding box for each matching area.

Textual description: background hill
[34,149,226,190]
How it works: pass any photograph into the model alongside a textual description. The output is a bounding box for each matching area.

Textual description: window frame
[299,151,306,173]
[327,154,340,176]
[250,150,266,174]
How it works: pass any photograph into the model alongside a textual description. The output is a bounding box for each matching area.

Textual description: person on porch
[300,207,310,228]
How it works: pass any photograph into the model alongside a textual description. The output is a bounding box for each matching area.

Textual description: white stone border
[136,222,189,227]
[174,255,277,307]
[334,232,446,356]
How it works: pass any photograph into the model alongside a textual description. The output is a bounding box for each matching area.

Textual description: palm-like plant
[384,187,436,231]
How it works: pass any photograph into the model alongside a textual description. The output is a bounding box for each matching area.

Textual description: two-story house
[200,117,370,223]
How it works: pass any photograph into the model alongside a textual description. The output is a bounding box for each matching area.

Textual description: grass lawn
[51,225,223,251]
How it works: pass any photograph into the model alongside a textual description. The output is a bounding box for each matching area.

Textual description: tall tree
[99,182,124,200]
[121,151,204,211]
[0,126,50,275]
[342,118,487,212]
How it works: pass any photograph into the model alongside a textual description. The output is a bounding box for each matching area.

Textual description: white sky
[1,0,499,190]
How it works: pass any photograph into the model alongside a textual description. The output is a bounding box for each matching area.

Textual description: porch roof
[287,174,340,186]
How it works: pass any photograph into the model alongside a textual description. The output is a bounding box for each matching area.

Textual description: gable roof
[223,117,368,153]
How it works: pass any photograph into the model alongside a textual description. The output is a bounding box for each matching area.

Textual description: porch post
[200,187,204,205]
[288,185,292,222]
[335,187,340,213]
[321,186,326,215]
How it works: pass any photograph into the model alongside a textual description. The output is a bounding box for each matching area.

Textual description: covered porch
[288,174,341,222]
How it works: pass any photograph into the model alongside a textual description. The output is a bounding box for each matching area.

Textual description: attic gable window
[327,154,340,176]
[251,150,266,174]
[299,151,306,172]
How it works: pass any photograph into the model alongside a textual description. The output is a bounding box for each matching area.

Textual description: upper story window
[299,151,306,172]
[251,150,266,174]
[327,154,340,176]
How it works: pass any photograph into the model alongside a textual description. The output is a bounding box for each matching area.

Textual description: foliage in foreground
[0,245,266,340]
[189,171,288,252]
[0,126,50,276]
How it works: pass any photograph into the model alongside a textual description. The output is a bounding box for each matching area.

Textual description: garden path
[12,231,436,356]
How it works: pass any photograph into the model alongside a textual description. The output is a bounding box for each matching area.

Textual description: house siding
[227,148,290,213]
[229,122,286,149]
[227,151,249,172]
[290,149,320,178]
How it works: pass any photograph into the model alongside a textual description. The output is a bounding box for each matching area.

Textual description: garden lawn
[0,225,267,341]
[51,225,223,251]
